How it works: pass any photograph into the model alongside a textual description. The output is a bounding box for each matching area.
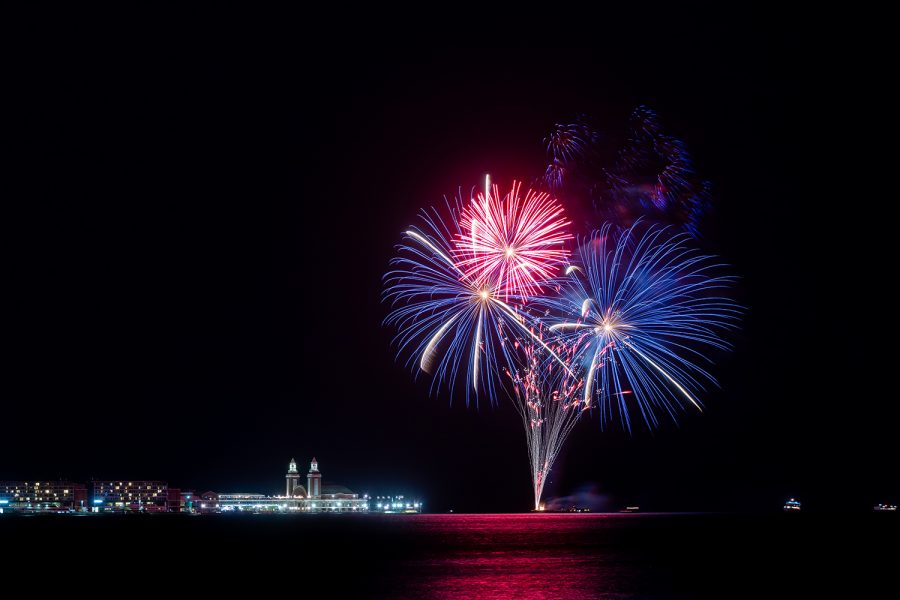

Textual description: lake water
[1,512,894,597]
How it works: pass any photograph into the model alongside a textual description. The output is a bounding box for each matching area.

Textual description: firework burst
[540,107,711,237]
[544,119,596,164]
[545,223,740,431]
[454,178,572,301]
[384,188,570,405]
[603,106,711,237]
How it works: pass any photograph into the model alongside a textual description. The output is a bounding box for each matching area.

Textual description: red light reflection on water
[387,513,653,599]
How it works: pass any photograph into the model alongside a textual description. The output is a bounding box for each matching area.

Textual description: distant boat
[873,504,897,512]
[620,506,640,513]
[783,498,801,512]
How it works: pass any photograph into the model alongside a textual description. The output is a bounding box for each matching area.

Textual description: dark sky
[4,24,890,512]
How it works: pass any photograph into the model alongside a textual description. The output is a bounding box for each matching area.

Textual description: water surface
[1,512,894,598]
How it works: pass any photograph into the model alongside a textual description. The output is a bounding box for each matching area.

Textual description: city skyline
[2,457,421,514]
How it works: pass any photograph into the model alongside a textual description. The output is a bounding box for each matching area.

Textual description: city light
[0,460,423,515]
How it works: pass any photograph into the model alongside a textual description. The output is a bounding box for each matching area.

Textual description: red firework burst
[454,179,572,300]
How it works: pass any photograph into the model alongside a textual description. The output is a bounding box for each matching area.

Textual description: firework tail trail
[507,339,584,510]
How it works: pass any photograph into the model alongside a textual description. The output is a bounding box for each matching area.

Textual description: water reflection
[385,514,660,599]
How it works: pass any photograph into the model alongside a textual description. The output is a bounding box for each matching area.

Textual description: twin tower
[286,457,321,498]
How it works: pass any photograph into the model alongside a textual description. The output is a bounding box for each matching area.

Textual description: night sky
[5,25,891,512]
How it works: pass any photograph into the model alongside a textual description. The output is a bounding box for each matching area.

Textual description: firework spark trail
[506,339,584,510]
[542,117,599,191]
[541,107,710,237]
[604,106,711,237]
[384,201,506,404]
[545,122,590,163]
[454,179,572,301]
[384,181,574,404]
[543,222,740,432]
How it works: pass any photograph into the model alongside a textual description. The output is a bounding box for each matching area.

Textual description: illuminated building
[300,482,369,512]
[167,489,197,513]
[218,493,284,511]
[286,458,305,497]
[198,491,219,513]
[307,457,322,498]
[0,481,87,512]
[91,481,169,512]
[296,457,367,511]
[1,458,406,515]
[373,495,423,513]
[216,458,369,513]
[182,490,196,511]
[216,492,288,512]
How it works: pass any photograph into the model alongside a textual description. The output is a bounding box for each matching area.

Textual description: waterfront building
[216,458,369,513]
[91,480,168,512]
[307,457,322,498]
[218,493,283,511]
[296,457,367,511]
[373,495,422,513]
[0,481,87,512]
[1,458,400,515]
[198,491,219,513]
[167,489,197,513]
[286,458,304,497]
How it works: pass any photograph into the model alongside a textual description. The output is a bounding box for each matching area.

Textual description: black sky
[4,22,891,512]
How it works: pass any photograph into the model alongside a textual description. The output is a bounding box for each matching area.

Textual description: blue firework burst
[544,223,741,431]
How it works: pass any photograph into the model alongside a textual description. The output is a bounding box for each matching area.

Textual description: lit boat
[619,506,640,513]
[783,498,801,511]
[873,504,897,512]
